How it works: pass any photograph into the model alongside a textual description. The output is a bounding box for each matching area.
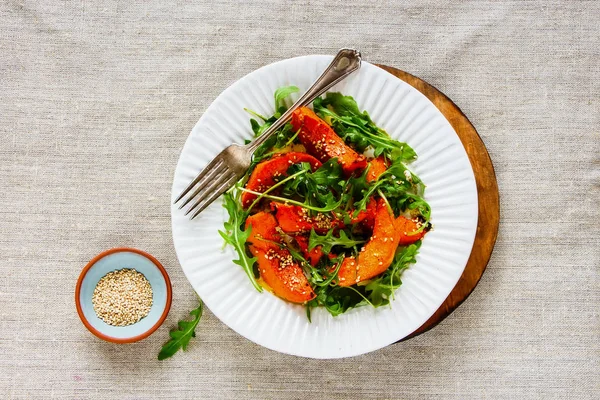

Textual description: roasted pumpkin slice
[366,156,387,183]
[395,215,428,245]
[272,202,341,235]
[241,152,321,209]
[272,200,376,235]
[291,107,367,176]
[245,212,315,303]
[337,199,401,286]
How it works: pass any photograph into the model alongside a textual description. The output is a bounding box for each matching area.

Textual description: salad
[219,86,431,319]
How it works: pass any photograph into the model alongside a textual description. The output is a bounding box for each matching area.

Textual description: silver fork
[174,48,362,220]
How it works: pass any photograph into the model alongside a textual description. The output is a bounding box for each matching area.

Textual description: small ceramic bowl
[75,247,172,343]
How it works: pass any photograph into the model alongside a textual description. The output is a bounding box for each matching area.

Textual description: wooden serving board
[375,65,500,341]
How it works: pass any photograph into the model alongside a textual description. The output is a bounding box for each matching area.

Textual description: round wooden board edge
[374,65,501,342]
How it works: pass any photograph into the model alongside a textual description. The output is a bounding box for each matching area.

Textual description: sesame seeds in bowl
[75,248,172,343]
[92,268,154,326]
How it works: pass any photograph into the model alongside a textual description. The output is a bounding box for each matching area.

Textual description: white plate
[171,55,478,359]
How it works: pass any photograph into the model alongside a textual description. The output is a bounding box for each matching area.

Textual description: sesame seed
[92,269,153,327]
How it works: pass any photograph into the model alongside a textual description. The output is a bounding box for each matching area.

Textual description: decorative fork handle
[247,48,362,152]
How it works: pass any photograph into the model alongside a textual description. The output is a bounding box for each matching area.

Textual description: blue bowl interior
[79,251,168,340]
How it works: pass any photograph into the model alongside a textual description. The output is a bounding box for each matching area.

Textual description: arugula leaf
[218,190,262,292]
[282,159,346,211]
[246,86,298,137]
[251,123,296,164]
[274,85,299,115]
[247,85,299,160]
[305,242,422,317]
[394,192,432,222]
[308,228,365,253]
[313,254,345,287]
[349,155,430,221]
[313,93,417,161]
[319,92,362,116]
[158,299,203,360]
[310,158,344,186]
[316,286,365,317]
[241,187,344,214]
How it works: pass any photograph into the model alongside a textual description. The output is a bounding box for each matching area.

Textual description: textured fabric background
[1,0,598,399]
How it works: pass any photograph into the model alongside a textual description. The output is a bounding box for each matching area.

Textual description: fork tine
[178,160,227,209]
[189,174,239,220]
[184,171,235,216]
[174,158,224,204]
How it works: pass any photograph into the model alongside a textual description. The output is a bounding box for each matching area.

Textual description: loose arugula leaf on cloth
[308,228,365,253]
[313,93,417,161]
[218,190,261,292]
[158,299,203,360]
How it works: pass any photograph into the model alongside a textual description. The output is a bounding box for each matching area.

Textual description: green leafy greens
[362,241,421,307]
[158,298,203,360]
[274,85,299,115]
[313,93,417,161]
[220,86,431,320]
[246,85,300,163]
[218,190,261,292]
[308,228,365,254]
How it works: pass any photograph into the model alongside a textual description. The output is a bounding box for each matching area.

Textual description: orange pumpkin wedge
[396,215,428,245]
[272,202,342,235]
[241,152,321,209]
[337,199,401,286]
[245,212,315,303]
[366,156,387,183]
[272,198,377,235]
[291,107,367,176]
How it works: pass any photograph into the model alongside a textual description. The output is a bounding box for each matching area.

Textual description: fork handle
[247,48,362,152]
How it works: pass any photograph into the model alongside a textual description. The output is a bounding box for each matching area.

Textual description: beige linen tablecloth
[1,1,598,399]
